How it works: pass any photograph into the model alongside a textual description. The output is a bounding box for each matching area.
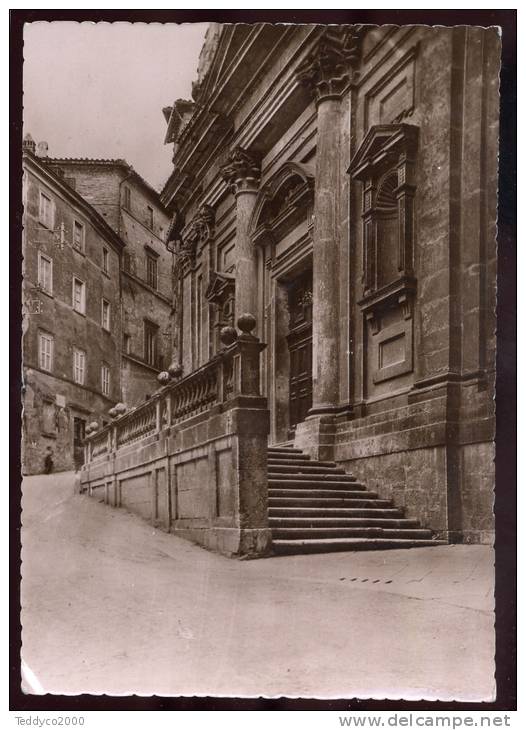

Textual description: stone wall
[81,324,272,557]
[22,160,122,474]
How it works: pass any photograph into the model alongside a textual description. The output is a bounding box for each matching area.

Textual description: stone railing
[80,315,271,559]
[85,314,263,464]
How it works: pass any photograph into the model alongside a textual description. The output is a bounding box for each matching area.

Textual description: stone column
[296,26,362,415]
[220,147,261,322]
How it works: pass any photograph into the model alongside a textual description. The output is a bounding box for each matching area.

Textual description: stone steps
[268,488,375,500]
[272,527,434,540]
[272,538,444,555]
[267,445,443,555]
[269,496,390,508]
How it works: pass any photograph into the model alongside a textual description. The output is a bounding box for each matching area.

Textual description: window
[73,417,86,446]
[73,220,85,252]
[72,278,86,314]
[73,348,86,385]
[144,320,158,367]
[37,252,53,294]
[123,334,130,353]
[101,364,110,396]
[39,192,54,229]
[146,205,154,230]
[101,299,111,331]
[123,186,131,210]
[39,332,54,372]
[102,247,109,274]
[146,252,158,289]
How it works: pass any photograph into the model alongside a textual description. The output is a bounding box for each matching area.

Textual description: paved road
[21,472,495,700]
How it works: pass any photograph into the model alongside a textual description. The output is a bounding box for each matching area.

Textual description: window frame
[101,363,111,396]
[101,298,111,331]
[123,186,131,210]
[102,247,109,274]
[72,347,86,385]
[72,219,85,253]
[146,205,154,230]
[37,251,53,294]
[72,277,86,315]
[146,252,158,290]
[38,191,54,229]
[38,331,54,372]
[143,319,159,367]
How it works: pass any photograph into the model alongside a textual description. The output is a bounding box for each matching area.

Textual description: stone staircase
[268,445,445,555]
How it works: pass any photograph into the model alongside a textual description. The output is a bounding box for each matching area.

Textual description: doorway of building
[73,416,86,471]
[286,269,313,437]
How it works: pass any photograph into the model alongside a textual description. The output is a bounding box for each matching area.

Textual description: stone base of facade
[172,526,272,558]
[294,414,337,461]
[293,386,495,546]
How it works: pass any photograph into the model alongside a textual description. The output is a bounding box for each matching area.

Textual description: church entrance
[285,269,312,437]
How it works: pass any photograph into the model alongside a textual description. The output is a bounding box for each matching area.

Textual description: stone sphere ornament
[115,402,127,415]
[220,326,238,346]
[88,421,99,432]
[237,312,256,335]
[168,361,183,379]
[109,407,117,418]
[157,371,170,385]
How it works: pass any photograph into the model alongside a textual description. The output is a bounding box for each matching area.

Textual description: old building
[81,23,499,557]
[46,157,173,407]
[160,24,499,546]
[22,136,125,474]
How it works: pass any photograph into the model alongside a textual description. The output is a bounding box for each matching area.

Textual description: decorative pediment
[205,271,235,304]
[348,124,419,181]
[250,161,314,244]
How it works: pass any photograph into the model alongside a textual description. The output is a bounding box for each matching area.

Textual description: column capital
[296,26,364,103]
[220,146,261,195]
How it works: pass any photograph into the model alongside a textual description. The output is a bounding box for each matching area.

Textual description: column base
[294,414,336,461]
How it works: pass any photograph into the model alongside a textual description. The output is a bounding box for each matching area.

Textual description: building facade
[160,24,499,544]
[46,158,173,408]
[22,138,125,474]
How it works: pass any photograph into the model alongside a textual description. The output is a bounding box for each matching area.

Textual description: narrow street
[21,473,495,700]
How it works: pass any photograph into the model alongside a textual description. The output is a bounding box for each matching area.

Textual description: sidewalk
[21,472,495,700]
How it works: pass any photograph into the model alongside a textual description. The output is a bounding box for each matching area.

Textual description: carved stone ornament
[220,146,261,194]
[178,204,216,267]
[296,26,364,102]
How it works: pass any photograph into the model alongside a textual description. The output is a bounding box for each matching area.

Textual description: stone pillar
[296,26,363,415]
[220,147,261,322]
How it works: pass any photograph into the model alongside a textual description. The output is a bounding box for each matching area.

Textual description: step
[267,452,309,461]
[268,497,392,509]
[269,478,362,491]
[268,488,373,500]
[268,464,345,475]
[271,527,434,540]
[269,508,405,522]
[269,472,357,482]
[270,517,420,528]
[269,506,403,519]
[268,459,341,470]
[272,538,446,555]
[268,447,302,454]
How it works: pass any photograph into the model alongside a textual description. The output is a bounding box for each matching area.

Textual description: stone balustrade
[80,315,271,558]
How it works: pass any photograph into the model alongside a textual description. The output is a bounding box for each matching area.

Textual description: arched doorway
[250,162,315,443]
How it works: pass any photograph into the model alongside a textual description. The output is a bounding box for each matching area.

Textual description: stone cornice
[296,26,364,103]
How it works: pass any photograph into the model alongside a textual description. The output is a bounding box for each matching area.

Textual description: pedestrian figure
[44,447,54,474]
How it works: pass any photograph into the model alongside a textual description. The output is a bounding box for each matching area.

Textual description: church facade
[160,24,499,544]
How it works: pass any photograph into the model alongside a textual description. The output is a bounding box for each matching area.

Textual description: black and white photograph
[12,10,516,710]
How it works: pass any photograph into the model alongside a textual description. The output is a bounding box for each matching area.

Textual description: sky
[23,22,209,190]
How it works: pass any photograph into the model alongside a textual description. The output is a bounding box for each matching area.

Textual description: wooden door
[286,271,313,432]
